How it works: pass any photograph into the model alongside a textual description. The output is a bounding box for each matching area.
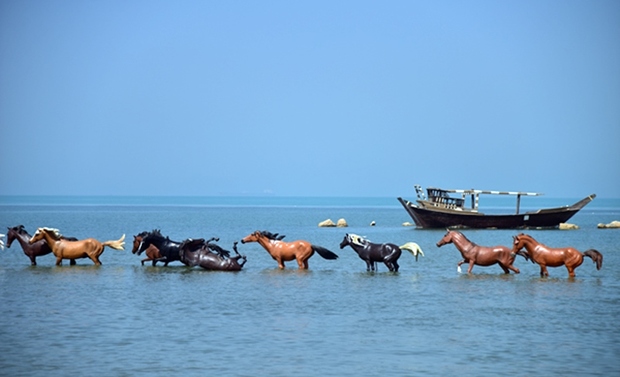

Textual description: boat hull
[397,195,595,229]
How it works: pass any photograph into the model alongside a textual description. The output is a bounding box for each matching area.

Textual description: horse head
[241,231,264,244]
[132,231,149,254]
[511,233,528,253]
[137,230,162,254]
[340,234,367,249]
[436,229,454,247]
[29,227,62,244]
[6,225,27,248]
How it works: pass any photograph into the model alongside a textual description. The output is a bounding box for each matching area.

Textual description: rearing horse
[241,230,338,269]
[339,233,424,272]
[436,230,522,274]
[29,227,125,266]
[511,233,603,278]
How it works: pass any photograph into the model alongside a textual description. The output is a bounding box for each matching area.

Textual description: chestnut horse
[6,225,78,265]
[30,227,125,266]
[241,230,338,269]
[132,231,166,266]
[436,230,522,274]
[511,233,603,278]
[339,233,424,272]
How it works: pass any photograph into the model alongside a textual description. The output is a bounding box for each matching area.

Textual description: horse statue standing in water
[436,230,524,274]
[29,227,125,266]
[511,233,603,278]
[136,230,183,266]
[241,230,338,269]
[179,238,247,271]
[339,233,424,272]
[6,225,79,265]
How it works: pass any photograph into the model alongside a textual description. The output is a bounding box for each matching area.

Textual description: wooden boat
[397,185,596,229]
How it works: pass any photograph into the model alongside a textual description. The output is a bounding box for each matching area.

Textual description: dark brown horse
[511,233,603,278]
[136,230,183,266]
[241,230,338,269]
[6,225,78,265]
[132,231,166,266]
[436,230,523,274]
[178,238,246,271]
[30,227,125,266]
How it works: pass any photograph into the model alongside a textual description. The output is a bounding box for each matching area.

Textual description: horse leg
[89,255,102,265]
[365,260,372,271]
[539,265,549,277]
[29,255,37,266]
[467,260,475,274]
[506,263,520,274]
[499,263,510,274]
[56,256,63,266]
[70,259,76,266]
[457,259,466,273]
[392,260,399,272]
[566,265,576,278]
[298,258,309,270]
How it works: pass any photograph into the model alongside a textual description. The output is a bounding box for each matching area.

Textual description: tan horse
[511,233,603,278]
[241,230,338,269]
[30,227,125,266]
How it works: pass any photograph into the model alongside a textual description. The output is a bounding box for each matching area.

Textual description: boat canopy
[415,185,543,214]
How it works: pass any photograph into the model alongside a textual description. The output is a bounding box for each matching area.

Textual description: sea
[0,195,619,377]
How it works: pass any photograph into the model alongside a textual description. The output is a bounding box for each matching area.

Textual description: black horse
[137,230,183,266]
[178,238,246,271]
[6,225,78,266]
[339,233,424,272]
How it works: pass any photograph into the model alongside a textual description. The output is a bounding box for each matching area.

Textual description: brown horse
[241,230,338,269]
[132,231,166,266]
[6,225,78,265]
[511,233,603,278]
[436,230,522,274]
[30,227,125,266]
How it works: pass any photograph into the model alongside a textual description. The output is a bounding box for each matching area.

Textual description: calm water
[1,196,619,376]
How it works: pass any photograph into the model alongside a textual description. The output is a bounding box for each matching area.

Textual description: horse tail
[102,234,126,251]
[312,245,338,260]
[399,242,424,261]
[583,249,603,270]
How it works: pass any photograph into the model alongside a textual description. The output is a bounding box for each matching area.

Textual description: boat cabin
[414,185,542,214]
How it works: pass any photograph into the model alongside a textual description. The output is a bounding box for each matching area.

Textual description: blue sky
[1,1,618,198]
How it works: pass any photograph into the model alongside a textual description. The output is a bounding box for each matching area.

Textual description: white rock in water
[336,218,348,227]
[318,219,336,227]
[559,223,579,230]
[597,220,620,229]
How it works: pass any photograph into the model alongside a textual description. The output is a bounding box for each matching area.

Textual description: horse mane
[450,230,477,246]
[347,233,369,246]
[40,227,62,239]
[12,225,29,235]
[260,231,285,241]
[147,229,165,241]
